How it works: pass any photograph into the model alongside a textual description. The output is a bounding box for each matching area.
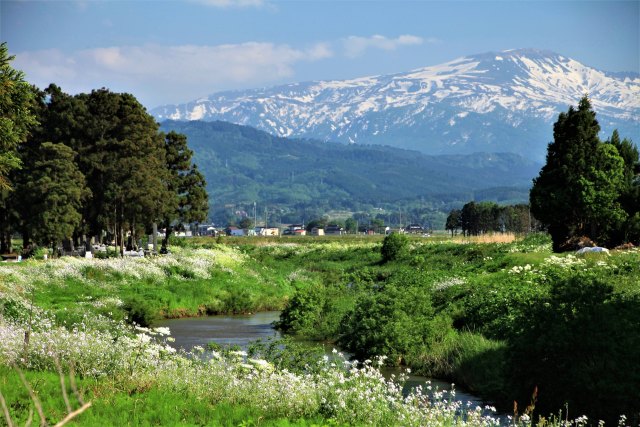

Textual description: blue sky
[3,0,638,109]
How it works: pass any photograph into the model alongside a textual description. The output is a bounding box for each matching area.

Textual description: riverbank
[1,236,639,425]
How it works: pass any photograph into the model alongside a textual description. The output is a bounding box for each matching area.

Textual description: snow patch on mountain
[151,49,639,160]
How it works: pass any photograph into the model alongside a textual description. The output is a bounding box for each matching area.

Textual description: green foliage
[380,232,408,262]
[0,42,39,253]
[248,336,329,374]
[0,42,38,190]
[161,131,208,249]
[445,209,461,236]
[530,97,636,250]
[18,142,89,249]
[338,269,436,364]
[3,84,209,254]
[122,296,159,327]
[454,275,547,339]
[413,331,509,401]
[508,273,640,424]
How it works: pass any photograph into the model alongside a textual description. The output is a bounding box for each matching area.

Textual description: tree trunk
[0,231,9,254]
[152,222,158,253]
[162,220,171,254]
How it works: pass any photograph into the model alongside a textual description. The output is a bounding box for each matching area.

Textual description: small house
[324,225,344,235]
[226,226,245,237]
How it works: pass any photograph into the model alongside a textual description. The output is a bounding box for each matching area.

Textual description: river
[156,311,502,414]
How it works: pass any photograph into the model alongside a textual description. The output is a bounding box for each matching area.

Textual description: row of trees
[445,202,540,237]
[0,43,208,255]
[530,97,639,251]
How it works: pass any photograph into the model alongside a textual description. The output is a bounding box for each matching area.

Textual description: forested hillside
[160,120,540,225]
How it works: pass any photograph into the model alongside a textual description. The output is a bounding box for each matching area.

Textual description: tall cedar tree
[0,43,38,253]
[161,132,208,250]
[18,142,89,251]
[13,85,89,248]
[530,96,627,251]
[73,89,169,253]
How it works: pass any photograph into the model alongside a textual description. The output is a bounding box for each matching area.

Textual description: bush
[338,270,435,365]
[380,233,408,263]
[508,273,640,424]
[122,296,159,327]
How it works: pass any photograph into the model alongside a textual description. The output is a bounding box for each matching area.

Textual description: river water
[156,311,500,415]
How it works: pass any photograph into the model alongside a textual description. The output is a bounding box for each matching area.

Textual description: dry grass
[452,233,519,244]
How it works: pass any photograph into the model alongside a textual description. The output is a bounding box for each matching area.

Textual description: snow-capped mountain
[151,49,639,160]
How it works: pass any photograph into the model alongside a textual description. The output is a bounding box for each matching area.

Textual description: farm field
[1,234,639,426]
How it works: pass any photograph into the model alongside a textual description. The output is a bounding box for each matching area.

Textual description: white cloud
[13,42,333,107]
[343,34,427,58]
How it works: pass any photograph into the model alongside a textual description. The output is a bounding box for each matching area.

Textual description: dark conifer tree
[18,142,89,252]
[0,43,38,253]
[530,96,627,250]
[161,132,208,250]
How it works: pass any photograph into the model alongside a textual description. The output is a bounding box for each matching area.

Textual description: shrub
[122,296,159,327]
[338,270,435,365]
[380,233,408,263]
[508,273,640,424]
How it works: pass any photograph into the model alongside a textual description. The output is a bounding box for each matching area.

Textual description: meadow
[1,234,638,426]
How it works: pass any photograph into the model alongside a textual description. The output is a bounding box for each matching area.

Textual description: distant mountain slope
[152,49,639,161]
[160,120,540,223]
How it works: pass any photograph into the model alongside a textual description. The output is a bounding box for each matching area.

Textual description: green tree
[530,97,627,250]
[460,201,480,236]
[19,142,89,251]
[72,89,169,253]
[380,232,408,263]
[238,217,253,230]
[345,217,357,234]
[0,43,38,253]
[608,130,640,244]
[371,218,385,233]
[579,143,627,244]
[161,132,208,251]
[305,217,327,232]
[445,209,461,237]
[0,43,37,190]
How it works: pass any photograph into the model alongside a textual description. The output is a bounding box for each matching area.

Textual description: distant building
[226,226,245,236]
[405,224,424,234]
[325,225,345,235]
[197,224,218,236]
[311,227,325,236]
[255,227,280,236]
[283,224,305,235]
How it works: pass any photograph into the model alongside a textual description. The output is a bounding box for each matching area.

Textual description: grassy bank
[268,234,640,424]
[1,234,639,425]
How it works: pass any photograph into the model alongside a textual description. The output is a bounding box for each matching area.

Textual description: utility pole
[264,206,268,228]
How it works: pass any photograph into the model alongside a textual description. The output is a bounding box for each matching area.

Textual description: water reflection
[156,311,281,352]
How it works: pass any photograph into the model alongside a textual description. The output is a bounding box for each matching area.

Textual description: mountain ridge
[151,49,639,161]
[160,119,541,225]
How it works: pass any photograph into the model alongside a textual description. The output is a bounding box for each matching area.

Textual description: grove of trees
[0,44,208,256]
[530,97,639,251]
[445,202,539,237]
